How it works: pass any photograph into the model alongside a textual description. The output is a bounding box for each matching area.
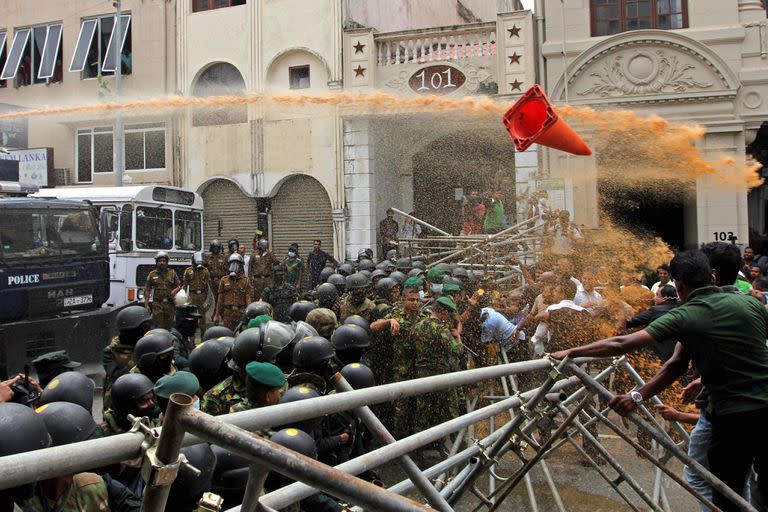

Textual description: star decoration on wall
[353,41,365,54]
[508,52,521,64]
[510,79,523,90]
[508,25,521,38]
[354,65,366,77]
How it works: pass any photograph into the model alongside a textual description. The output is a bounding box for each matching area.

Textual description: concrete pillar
[343,118,376,260]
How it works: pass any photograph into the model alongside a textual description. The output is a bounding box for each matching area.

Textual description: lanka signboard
[0,148,54,187]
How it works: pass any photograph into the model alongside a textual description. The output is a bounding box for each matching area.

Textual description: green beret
[246,361,286,388]
[247,315,273,329]
[426,268,446,282]
[154,371,200,399]
[403,276,424,289]
[443,282,462,293]
[435,296,458,312]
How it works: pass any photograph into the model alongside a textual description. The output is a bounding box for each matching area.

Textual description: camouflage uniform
[262,283,298,322]
[181,265,211,333]
[409,316,463,435]
[385,306,428,438]
[206,252,228,303]
[201,373,246,416]
[248,251,279,300]
[171,328,196,370]
[145,268,181,330]
[283,256,305,291]
[338,295,379,324]
[102,337,136,411]
[99,409,128,436]
[217,274,252,331]
[23,473,109,512]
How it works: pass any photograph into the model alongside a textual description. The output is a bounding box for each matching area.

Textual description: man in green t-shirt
[553,250,768,512]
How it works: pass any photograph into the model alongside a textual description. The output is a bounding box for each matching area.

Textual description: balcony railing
[375,22,497,66]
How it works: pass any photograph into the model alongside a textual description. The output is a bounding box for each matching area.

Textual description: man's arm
[551,329,656,360]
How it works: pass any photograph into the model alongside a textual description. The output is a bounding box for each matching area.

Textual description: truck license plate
[63,295,93,307]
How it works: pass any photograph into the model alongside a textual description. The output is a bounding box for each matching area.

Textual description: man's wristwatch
[629,391,644,405]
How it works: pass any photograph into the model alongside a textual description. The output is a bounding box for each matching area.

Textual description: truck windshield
[0,208,101,263]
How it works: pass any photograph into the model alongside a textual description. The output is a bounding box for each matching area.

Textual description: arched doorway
[412,130,517,235]
[271,174,334,286]
[191,62,247,126]
[200,178,259,248]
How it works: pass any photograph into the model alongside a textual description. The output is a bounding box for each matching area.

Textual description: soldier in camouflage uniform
[338,273,380,324]
[248,238,279,300]
[305,307,338,339]
[103,305,152,411]
[410,296,464,437]
[200,370,246,416]
[262,265,298,322]
[313,282,341,321]
[181,251,211,334]
[213,254,252,331]
[206,240,228,304]
[24,472,111,512]
[144,251,181,330]
[100,373,161,437]
[229,361,285,414]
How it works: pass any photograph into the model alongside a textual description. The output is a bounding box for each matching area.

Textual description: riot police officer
[188,337,234,394]
[0,403,52,507]
[203,325,234,341]
[101,373,160,436]
[181,251,211,334]
[206,240,228,304]
[40,371,95,413]
[288,301,317,323]
[331,324,370,366]
[314,282,341,320]
[103,305,152,410]
[131,332,177,383]
[144,251,181,330]
[213,254,252,331]
[339,273,378,323]
[171,304,203,369]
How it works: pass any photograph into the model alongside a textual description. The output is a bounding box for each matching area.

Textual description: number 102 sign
[408,65,466,96]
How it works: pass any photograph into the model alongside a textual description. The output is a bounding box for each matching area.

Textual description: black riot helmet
[40,371,95,412]
[343,315,371,335]
[331,324,370,365]
[358,259,374,272]
[227,239,240,254]
[288,301,317,323]
[389,271,407,284]
[134,333,175,381]
[169,444,217,510]
[370,269,388,283]
[452,267,469,280]
[111,373,156,419]
[327,274,346,294]
[345,273,369,290]
[277,385,322,434]
[210,239,222,253]
[395,257,412,272]
[386,249,398,261]
[292,336,335,372]
[203,325,234,341]
[270,428,317,459]
[228,253,245,275]
[314,282,339,305]
[277,321,318,373]
[340,363,376,389]
[336,263,354,277]
[192,251,205,268]
[231,322,294,370]
[210,445,249,506]
[375,277,400,300]
[412,260,426,271]
[408,268,424,279]
[245,301,274,321]
[116,305,152,333]
[0,402,51,456]
[189,338,234,393]
[36,402,97,446]
[319,266,336,283]
[375,260,395,273]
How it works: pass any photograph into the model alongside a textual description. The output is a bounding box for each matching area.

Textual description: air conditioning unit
[54,168,71,186]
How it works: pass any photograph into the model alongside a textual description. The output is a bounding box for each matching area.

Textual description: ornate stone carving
[578,50,713,97]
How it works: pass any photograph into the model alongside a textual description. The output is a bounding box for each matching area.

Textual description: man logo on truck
[8,274,41,286]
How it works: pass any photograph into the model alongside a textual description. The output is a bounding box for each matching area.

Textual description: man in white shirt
[651,263,675,294]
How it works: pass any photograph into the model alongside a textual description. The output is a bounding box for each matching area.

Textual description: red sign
[409,65,466,96]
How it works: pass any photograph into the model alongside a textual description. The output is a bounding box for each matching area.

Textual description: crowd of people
[2,229,768,512]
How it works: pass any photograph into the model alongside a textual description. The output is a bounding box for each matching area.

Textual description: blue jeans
[685,411,751,512]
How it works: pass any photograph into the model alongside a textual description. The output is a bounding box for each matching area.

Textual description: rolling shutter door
[202,179,259,248]
[271,175,334,288]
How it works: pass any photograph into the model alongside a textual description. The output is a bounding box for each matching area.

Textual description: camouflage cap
[426,268,446,282]
[403,277,424,290]
[245,361,286,388]
[305,308,338,338]
[154,371,200,399]
[435,296,458,312]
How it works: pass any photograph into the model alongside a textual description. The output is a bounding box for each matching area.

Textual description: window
[289,65,310,89]
[175,211,202,251]
[119,204,133,251]
[70,14,131,78]
[193,0,246,13]
[591,0,687,36]
[125,123,166,171]
[0,32,7,88]
[0,23,63,86]
[136,206,172,250]
[0,208,99,262]
[77,126,113,182]
[192,63,247,126]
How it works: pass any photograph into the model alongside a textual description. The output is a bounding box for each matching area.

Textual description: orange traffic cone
[502,85,592,156]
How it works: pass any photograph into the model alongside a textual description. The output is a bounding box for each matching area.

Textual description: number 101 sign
[408,65,466,96]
